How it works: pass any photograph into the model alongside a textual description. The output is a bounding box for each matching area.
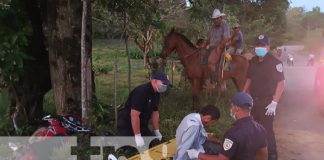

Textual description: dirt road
[275,49,324,160]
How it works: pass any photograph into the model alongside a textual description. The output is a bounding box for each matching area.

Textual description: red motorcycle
[9,115,90,160]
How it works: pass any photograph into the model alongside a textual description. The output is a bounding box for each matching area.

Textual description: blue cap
[231,92,253,108]
[151,71,170,85]
[255,34,270,46]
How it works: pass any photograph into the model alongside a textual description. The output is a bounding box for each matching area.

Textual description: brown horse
[160,30,249,109]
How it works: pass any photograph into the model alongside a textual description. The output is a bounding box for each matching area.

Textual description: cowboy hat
[211,9,226,19]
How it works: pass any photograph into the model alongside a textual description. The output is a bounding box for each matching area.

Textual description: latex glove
[107,154,117,160]
[186,149,200,159]
[154,129,162,141]
[135,134,145,147]
[265,101,278,116]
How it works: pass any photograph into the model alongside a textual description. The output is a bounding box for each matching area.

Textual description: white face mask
[230,110,236,121]
[156,82,167,93]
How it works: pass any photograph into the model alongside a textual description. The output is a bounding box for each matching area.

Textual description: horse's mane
[166,29,197,49]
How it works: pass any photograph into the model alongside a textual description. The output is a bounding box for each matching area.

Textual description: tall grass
[0,39,235,141]
[91,38,235,139]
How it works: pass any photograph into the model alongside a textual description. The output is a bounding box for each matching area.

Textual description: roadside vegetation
[0,38,234,139]
[1,0,324,158]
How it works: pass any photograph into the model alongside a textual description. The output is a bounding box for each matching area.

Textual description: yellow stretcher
[128,139,176,160]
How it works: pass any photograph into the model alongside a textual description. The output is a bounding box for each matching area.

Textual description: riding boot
[210,71,216,84]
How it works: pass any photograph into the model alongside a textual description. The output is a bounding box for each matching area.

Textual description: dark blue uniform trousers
[251,97,278,160]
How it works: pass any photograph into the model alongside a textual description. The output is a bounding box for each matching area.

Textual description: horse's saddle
[198,48,210,65]
[198,47,233,65]
[224,50,233,62]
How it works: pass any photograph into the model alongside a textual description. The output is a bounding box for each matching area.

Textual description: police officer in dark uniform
[117,71,170,147]
[186,92,268,160]
[243,34,285,160]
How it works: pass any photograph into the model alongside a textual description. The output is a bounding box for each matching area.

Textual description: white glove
[154,129,162,141]
[265,101,278,116]
[186,149,200,159]
[107,154,117,160]
[135,134,145,147]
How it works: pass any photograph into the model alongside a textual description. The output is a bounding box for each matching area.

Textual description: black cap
[151,71,170,85]
[231,92,253,109]
[255,34,270,46]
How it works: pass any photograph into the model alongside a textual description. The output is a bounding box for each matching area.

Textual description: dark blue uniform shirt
[247,53,285,98]
[118,82,160,130]
[220,117,267,160]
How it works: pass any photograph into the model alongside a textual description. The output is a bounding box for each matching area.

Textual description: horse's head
[160,29,177,59]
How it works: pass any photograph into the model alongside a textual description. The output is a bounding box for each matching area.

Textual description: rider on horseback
[228,23,244,55]
[206,9,230,85]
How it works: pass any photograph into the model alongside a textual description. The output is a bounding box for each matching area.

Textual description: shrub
[129,48,161,59]
[129,48,143,59]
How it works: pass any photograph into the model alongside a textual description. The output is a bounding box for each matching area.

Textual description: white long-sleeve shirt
[173,113,208,160]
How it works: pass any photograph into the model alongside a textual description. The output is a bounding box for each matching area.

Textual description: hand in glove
[107,154,117,160]
[186,149,200,159]
[265,101,278,116]
[154,129,162,141]
[135,134,145,147]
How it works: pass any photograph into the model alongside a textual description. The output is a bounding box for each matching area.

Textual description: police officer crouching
[187,92,268,160]
[117,71,170,147]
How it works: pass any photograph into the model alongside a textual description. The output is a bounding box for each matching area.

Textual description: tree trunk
[10,0,51,131]
[43,0,91,115]
[81,0,93,127]
[123,11,131,93]
[114,49,119,129]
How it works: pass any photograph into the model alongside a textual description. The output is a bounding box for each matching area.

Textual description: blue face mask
[255,47,268,57]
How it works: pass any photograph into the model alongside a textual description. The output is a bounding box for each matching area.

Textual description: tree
[101,0,166,67]
[42,0,93,116]
[302,7,324,30]
[186,0,289,47]
[126,0,164,67]
[285,7,306,42]
[0,0,94,132]
[0,0,51,131]
[81,0,93,127]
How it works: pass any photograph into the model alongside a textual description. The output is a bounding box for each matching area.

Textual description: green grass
[91,38,235,139]
[0,39,235,143]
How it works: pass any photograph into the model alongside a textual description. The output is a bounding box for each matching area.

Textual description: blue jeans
[203,141,222,155]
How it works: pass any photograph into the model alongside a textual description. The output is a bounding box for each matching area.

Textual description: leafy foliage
[184,0,289,47]
[285,7,306,42]
[128,48,161,59]
[301,7,324,30]
[129,48,144,59]
[0,0,32,87]
[285,7,324,51]
[92,102,115,124]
